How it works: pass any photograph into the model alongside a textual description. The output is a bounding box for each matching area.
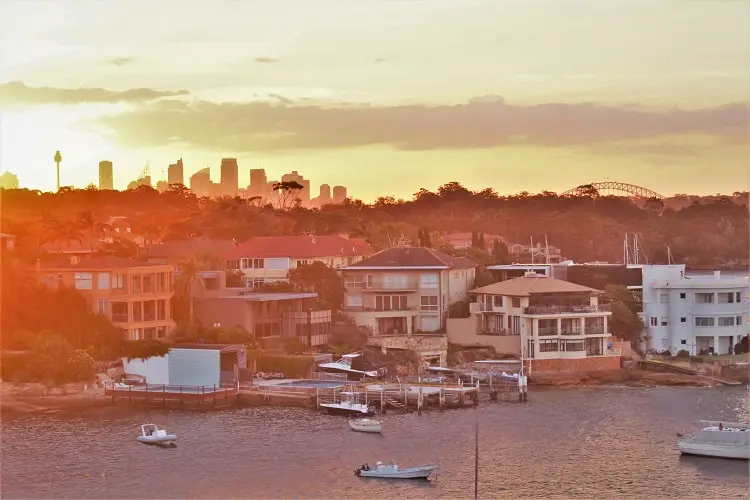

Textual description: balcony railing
[537,327,559,336]
[111,313,129,323]
[341,305,417,313]
[585,327,606,335]
[561,329,583,336]
[345,279,420,291]
[524,305,600,315]
[478,328,514,336]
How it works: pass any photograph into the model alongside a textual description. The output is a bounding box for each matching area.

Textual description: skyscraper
[318,184,332,206]
[190,167,212,197]
[99,161,114,190]
[167,159,184,186]
[332,185,347,204]
[248,168,268,201]
[220,158,239,196]
[281,170,311,206]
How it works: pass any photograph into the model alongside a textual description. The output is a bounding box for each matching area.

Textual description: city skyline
[0,0,748,199]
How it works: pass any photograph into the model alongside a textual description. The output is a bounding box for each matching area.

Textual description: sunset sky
[0,0,748,200]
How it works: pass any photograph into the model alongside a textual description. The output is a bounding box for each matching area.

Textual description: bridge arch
[561,181,664,199]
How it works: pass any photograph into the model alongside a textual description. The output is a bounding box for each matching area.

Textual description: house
[192,270,331,346]
[448,272,618,372]
[506,241,564,264]
[341,247,477,366]
[36,257,176,340]
[641,265,749,355]
[145,239,236,265]
[223,235,372,288]
[442,232,506,252]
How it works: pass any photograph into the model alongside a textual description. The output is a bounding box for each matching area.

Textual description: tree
[288,261,346,312]
[492,239,512,264]
[609,301,643,345]
[270,181,304,210]
[418,227,432,247]
[644,197,665,216]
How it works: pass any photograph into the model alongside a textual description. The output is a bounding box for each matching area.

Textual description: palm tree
[76,209,96,252]
[175,256,200,325]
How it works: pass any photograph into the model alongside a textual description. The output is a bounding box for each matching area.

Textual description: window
[718,316,735,327]
[74,272,93,290]
[563,341,585,352]
[419,273,439,289]
[679,293,686,299]
[144,328,156,340]
[133,302,143,322]
[493,296,503,307]
[511,297,521,308]
[659,293,668,303]
[738,316,745,326]
[680,339,687,345]
[112,273,125,290]
[717,292,735,304]
[241,258,251,269]
[375,295,407,311]
[539,339,559,352]
[132,328,141,341]
[156,326,167,339]
[660,317,668,326]
[227,259,240,270]
[98,299,109,314]
[344,275,364,288]
[157,300,166,321]
[649,317,658,327]
[346,295,363,307]
[694,317,714,327]
[143,301,156,321]
[252,258,265,269]
[97,273,110,290]
[736,292,742,302]
[157,273,166,293]
[695,293,714,304]
[680,317,686,323]
[132,275,142,294]
[420,296,438,311]
[111,302,128,323]
[143,275,153,293]
[382,275,408,290]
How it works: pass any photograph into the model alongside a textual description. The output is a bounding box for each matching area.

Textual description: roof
[344,247,476,270]
[39,257,171,271]
[147,239,235,260]
[471,275,601,296]
[224,235,372,259]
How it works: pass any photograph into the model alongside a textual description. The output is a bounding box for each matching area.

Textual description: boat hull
[321,405,374,417]
[137,435,178,446]
[357,466,438,479]
[349,419,382,433]
[679,441,749,460]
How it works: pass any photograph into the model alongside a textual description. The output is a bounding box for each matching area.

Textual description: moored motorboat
[678,420,749,460]
[320,391,376,416]
[349,418,382,433]
[136,424,177,447]
[355,461,438,479]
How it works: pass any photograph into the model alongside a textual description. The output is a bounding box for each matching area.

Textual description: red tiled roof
[224,235,372,259]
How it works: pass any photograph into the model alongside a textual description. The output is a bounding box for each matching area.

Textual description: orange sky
[0,0,748,200]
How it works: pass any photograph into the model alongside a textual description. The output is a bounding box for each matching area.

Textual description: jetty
[104,383,239,409]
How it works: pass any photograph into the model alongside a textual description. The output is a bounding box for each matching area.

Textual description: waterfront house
[448,272,618,372]
[641,265,749,355]
[36,257,176,340]
[341,247,476,366]
[223,235,372,288]
[192,270,331,347]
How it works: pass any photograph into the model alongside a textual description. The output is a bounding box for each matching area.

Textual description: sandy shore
[1,382,112,415]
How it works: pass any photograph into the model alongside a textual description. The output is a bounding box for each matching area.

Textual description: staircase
[384,397,411,412]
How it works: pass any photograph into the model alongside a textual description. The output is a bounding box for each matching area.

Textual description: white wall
[168,348,221,387]
[642,265,749,354]
[122,355,170,385]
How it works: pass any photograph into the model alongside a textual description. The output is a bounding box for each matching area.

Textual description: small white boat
[355,461,438,479]
[136,424,177,447]
[678,420,749,460]
[349,418,382,433]
[320,392,376,417]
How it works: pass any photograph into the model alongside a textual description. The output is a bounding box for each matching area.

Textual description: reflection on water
[1,386,748,499]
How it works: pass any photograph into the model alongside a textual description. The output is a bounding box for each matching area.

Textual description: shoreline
[2,369,744,416]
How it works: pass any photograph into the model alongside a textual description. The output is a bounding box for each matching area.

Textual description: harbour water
[2,386,748,499]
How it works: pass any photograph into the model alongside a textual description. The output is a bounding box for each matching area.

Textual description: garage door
[420,316,440,332]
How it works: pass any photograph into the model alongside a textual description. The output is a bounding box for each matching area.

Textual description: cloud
[0,81,189,107]
[96,95,749,153]
[254,57,279,63]
[107,57,134,67]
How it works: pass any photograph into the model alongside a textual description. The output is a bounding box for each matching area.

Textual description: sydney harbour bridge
[561,181,664,199]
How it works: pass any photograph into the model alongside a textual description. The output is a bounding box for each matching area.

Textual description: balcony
[538,327,559,336]
[561,329,583,336]
[585,327,606,335]
[111,313,129,323]
[478,328,513,336]
[346,278,420,292]
[341,305,418,313]
[524,305,602,315]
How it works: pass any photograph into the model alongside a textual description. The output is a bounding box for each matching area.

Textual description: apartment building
[224,235,372,288]
[37,257,175,341]
[459,272,617,372]
[642,265,749,355]
[340,247,476,366]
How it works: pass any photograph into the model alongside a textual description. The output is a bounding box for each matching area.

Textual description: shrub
[256,355,314,378]
[676,349,690,358]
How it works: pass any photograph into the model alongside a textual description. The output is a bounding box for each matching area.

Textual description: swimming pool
[275,380,347,389]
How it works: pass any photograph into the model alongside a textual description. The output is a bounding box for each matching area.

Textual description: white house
[642,265,749,355]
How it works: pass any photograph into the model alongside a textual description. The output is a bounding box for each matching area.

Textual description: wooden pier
[105,383,239,409]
